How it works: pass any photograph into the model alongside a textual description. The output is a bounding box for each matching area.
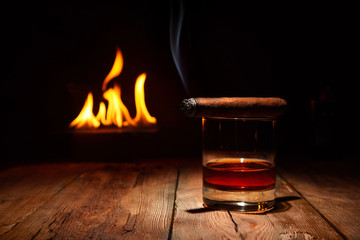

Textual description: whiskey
[203,158,275,192]
[201,117,278,212]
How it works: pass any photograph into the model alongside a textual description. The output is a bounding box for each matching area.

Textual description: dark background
[1,2,357,165]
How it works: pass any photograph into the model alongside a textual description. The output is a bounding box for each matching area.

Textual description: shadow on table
[270,196,300,213]
[186,196,300,214]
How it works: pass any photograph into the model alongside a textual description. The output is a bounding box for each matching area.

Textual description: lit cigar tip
[180,98,197,117]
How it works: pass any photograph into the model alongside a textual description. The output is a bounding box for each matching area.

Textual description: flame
[70,47,156,129]
[134,73,157,126]
[102,48,123,91]
[69,93,100,129]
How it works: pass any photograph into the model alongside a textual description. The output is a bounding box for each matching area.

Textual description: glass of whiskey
[202,117,277,213]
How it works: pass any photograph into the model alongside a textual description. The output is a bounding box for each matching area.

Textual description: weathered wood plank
[116,162,178,240]
[278,156,360,239]
[1,158,355,240]
[172,163,343,239]
[172,164,242,239]
[0,162,178,240]
[263,175,342,239]
[0,163,89,235]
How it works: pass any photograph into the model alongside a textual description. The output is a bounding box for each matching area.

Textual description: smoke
[170,0,189,96]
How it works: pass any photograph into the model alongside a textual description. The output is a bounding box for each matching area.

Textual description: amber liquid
[203,158,275,191]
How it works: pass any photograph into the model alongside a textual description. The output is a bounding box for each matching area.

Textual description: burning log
[180,97,287,118]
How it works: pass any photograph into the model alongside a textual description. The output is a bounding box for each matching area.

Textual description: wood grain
[0,159,356,240]
[172,163,343,239]
[264,175,342,239]
[0,162,178,240]
[278,156,360,239]
[172,164,244,239]
[0,163,89,235]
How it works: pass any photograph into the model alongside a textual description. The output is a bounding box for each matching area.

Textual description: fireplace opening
[1,3,355,166]
[69,47,157,130]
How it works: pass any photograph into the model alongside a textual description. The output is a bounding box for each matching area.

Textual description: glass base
[203,186,275,213]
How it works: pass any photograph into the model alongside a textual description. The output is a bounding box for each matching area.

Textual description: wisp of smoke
[170,0,190,96]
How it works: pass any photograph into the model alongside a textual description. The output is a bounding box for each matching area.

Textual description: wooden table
[0,157,359,239]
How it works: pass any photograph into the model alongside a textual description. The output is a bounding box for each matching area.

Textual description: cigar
[180,97,287,118]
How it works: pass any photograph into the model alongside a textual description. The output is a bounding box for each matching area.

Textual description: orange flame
[69,92,100,129]
[134,73,157,126]
[102,48,123,91]
[70,47,157,129]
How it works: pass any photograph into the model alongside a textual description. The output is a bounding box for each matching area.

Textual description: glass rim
[202,117,277,121]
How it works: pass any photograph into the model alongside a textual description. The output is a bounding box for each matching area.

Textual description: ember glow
[70,48,157,129]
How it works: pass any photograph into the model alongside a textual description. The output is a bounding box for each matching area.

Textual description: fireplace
[1,4,202,164]
[69,47,157,130]
[1,3,354,166]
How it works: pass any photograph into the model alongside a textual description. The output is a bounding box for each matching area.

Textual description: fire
[133,73,157,126]
[102,48,123,91]
[69,93,100,129]
[70,47,157,129]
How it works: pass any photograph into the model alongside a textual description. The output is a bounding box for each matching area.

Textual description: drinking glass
[202,117,277,212]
